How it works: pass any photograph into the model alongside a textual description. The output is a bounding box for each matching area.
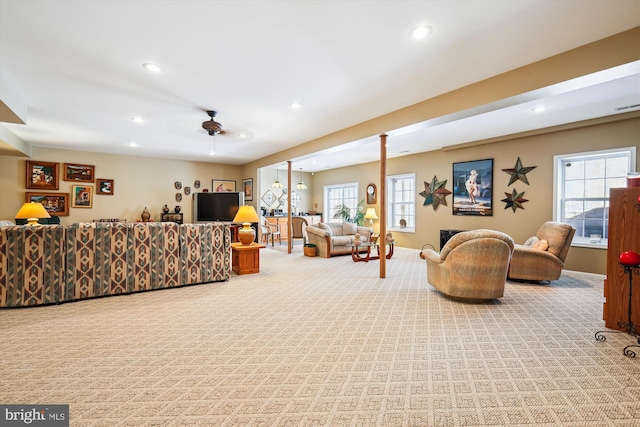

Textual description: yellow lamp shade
[233,205,260,245]
[15,202,51,226]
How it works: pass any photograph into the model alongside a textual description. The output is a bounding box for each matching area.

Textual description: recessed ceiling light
[131,116,144,123]
[410,25,432,39]
[531,106,547,113]
[128,142,138,147]
[142,63,162,73]
[290,102,302,109]
[209,151,216,156]
[238,133,247,138]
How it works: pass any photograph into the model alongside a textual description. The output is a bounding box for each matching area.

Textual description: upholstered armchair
[422,229,514,301]
[507,221,575,282]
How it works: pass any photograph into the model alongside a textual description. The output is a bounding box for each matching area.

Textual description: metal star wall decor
[419,175,452,211]
[502,157,537,185]
[501,188,529,212]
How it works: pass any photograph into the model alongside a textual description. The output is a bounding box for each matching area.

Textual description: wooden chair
[261,217,281,246]
[290,217,308,247]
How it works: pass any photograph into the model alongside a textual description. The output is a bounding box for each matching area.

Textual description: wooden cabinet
[161,213,183,224]
[603,187,640,329]
[266,215,322,240]
[231,242,265,275]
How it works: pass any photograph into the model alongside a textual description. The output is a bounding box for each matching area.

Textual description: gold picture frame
[213,179,236,192]
[71,185,93,208]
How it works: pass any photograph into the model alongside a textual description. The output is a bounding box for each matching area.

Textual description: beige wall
[0,147,243,224]
[309,115,640,275]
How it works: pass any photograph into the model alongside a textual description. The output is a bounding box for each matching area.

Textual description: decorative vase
[174,205,181,214]
[141,207,151,222]
[162,204,169,214]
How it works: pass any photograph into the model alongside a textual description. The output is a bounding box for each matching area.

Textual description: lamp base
[237,223,255,245]
[26,218,41,226]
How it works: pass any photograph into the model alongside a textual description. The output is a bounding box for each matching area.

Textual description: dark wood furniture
[161,213,183,224]
[603,187,640,329]
[231,242,265,275]
[347,241,394,263]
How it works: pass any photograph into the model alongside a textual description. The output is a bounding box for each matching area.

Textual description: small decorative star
[419,176,452,211]
[501,188,529,212]
[502,157,537,185]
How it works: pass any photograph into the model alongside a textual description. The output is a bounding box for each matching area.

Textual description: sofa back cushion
[342,222,357,235]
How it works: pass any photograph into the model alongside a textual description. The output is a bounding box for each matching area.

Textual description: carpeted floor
[1,246,639,426]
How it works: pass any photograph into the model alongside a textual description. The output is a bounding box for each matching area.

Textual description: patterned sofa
[0,222,230,307]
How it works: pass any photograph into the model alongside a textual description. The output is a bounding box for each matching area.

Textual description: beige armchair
[507,221,575,282]
[422,229,514,301]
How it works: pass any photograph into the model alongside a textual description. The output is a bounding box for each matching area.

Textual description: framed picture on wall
[213,179,236,192]
[26,192,70,216]
[96,178,114,195]
[452,158,493,216]
[25,160,59,190]
[71,185,93,208]
[242,178,253,201]
[64,163,95,182]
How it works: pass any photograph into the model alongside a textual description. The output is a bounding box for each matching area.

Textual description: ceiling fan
[201,110,225,135]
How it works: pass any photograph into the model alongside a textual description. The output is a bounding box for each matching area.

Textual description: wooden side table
[231,242,266,275]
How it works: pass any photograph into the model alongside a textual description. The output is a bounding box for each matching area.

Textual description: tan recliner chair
[507,221,575,283]
[422,229,514,301]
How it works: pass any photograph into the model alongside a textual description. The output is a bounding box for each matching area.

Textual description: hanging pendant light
[272,167,283,188]
[296,168,307,190]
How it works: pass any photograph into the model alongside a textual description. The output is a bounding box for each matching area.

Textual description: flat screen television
[193,192,244,223]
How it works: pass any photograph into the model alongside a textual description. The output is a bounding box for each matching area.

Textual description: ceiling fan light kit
[202,110,223,135]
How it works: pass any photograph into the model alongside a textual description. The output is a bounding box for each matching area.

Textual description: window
[324,183,358,223]
[387,173,416,232]
[554,147,635,247]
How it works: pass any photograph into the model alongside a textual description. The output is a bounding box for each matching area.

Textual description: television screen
[193,192,244,222]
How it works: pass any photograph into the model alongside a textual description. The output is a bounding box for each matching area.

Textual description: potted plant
[333,199,365,225]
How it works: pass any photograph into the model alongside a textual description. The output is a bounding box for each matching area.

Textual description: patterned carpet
[1,246,639,426]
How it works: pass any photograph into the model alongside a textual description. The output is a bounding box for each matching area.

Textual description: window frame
[386,172,416,233]
[323,182,359,224]
[553,146,636,249]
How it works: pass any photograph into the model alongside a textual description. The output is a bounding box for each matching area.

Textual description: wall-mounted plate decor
[194,180,200,189]
[184,186,191,195]
[176,193,182,202]
[175,181,182,190]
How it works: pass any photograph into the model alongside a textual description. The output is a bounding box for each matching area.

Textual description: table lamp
[15,202,51,226]
[233,205,260,245]
[364,207,378,227]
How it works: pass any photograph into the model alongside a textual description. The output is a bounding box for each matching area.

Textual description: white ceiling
[1,0,639,172]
